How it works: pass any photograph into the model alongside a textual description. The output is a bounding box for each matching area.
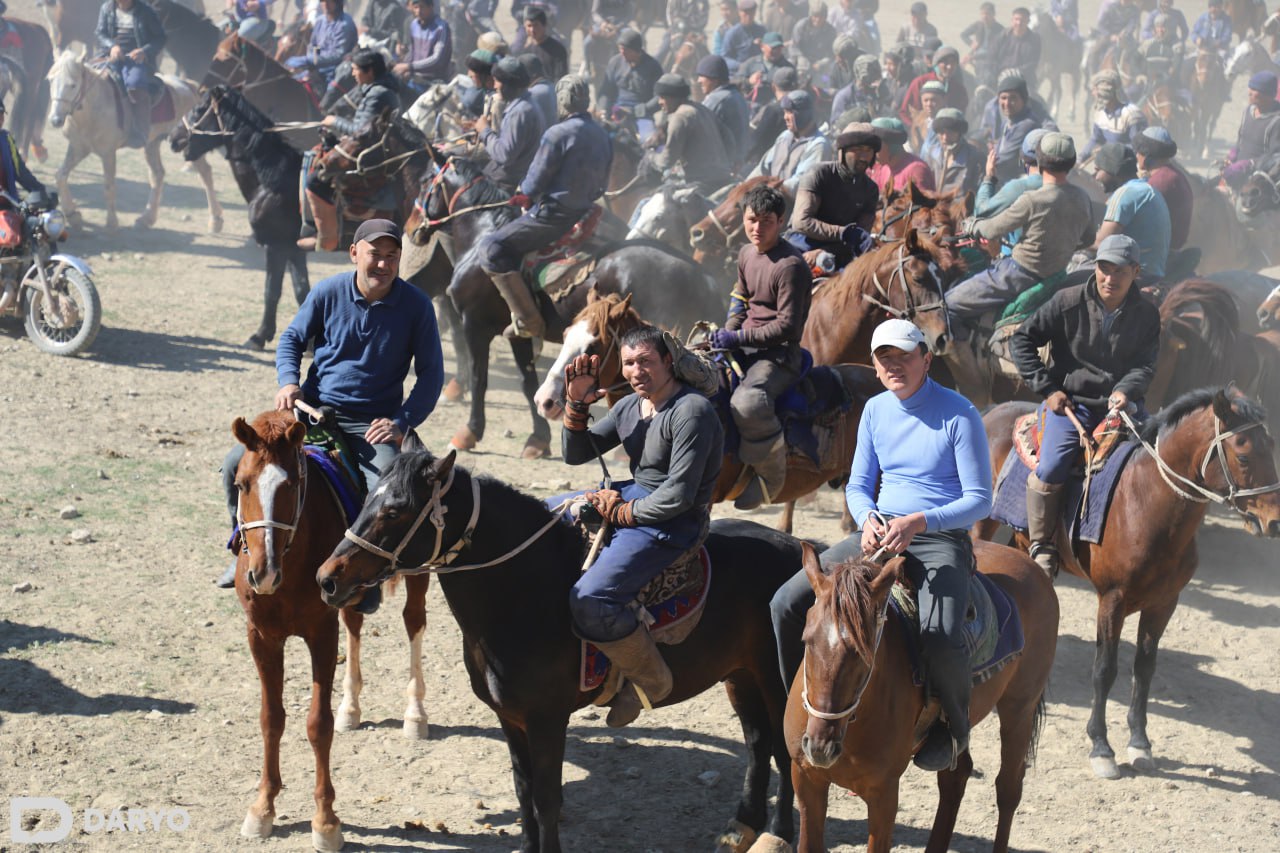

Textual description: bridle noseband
[861,243,950,335]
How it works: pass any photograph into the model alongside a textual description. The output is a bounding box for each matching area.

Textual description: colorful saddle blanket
[522,206,606,296]
[1012,408,1129,474]
[303,445,363,525]
[581,546,712,692]
[891,571,1024,688]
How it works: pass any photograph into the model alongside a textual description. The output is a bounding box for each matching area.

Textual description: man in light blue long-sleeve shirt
[769,318,992,773]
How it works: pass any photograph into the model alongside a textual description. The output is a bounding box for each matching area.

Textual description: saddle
[520,206,606,298]
[890,571,1024,689]
[298,405,366,501]
[1012,407,1127,475]
[580,540,713,696]
[96,65,175,129]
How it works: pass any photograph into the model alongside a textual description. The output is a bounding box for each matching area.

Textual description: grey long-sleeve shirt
[562,385,723,526]
[971,181,1095,280]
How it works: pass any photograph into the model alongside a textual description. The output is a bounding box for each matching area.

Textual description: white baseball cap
[870,318,927,353]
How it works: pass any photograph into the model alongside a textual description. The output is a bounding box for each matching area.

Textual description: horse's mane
[1160,279,1241,391]
[826,558,882,663]
[248,410,298,444]
[574,292,642,336]
[1139,386,1268,443]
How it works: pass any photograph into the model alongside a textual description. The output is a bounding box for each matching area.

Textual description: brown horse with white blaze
[976,387,1280,778]
[229,411,433,850]
[784,540,1058,853]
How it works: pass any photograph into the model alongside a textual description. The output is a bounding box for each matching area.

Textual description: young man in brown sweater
[710,184,814,509]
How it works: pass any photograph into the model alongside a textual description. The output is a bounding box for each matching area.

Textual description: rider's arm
[13,150,45,195]
[844,407,880,528]
[562,405,623,464]
[1009,294,1063,397]
[1112,307,1161,403]
[394,293,445,433]
[275,282,326,390]
[924,403,993,531]
[970,190,1034,242]
[629,396,722,524]
[734,258,811,347]
[519,125,564,201]
[410,20,451,78]
[95,4,116,56]
[790,174,842,243]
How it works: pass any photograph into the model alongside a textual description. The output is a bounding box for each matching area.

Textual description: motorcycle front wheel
[22,265,102,356]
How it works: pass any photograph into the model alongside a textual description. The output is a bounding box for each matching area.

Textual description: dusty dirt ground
[3,0,1280,851]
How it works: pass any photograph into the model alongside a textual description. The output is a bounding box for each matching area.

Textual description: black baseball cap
[352,218,402,245]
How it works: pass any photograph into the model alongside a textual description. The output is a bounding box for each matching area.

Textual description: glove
[586,489,637,527]
[841,223,875,255]
[510,193,531,209]
[563,353,603,431]
[710,328,742,351]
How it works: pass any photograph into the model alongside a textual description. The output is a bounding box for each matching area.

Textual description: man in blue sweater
[769,318,993,772]
[217,219,444,591]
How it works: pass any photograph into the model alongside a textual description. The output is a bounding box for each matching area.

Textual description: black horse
[171,85,310,349]
[315,445,800,853]
[153,0,222,81]
[410,151,727,457]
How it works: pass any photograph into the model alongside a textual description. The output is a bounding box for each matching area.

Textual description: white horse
[46,49,223,232]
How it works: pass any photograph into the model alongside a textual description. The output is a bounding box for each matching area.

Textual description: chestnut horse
[532,292,883,533]
[784,541,1057,853]
[688,175,791,269]
[317,446,811,853]
[228,411,433,849]
[977,387,1280,778]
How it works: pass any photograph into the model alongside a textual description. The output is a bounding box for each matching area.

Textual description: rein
[703,202,744,247]
[1119,408,1280,507]
[420,157,518,226]
[860,243,950,330]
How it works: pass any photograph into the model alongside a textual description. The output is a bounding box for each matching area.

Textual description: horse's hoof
[210,216,224,234]
[32,144,48,164]
[744,832,793,853]
[334,707,360,732]
[450,426,478,452]
[521,436,551,460]
[403,716,430,740]
[1090,755,1121,779]
[312,823,344,852]
[241,810,274,839]
[133,216,154,230]
[441,377,465,403]
[715,818,758,853]
[1127,746,1155,771]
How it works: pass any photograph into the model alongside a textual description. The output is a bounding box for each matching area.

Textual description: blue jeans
[769,525,974,739]
[108,58,154,92]
[222,411,399,526]
[547,482,703,643]
[1034,400,1098,485]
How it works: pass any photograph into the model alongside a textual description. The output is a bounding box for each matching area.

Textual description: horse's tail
[1025,688,1049,767]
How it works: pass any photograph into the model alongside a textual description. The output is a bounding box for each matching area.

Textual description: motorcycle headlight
[40,210,68,242]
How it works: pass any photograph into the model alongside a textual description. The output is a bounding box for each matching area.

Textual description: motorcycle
[0,189,101,356]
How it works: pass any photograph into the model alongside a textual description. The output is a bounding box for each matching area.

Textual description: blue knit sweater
[276,273,443,432]
[846,378,993,532]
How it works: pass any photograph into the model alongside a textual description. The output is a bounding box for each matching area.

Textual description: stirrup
[1028,542,1060,578]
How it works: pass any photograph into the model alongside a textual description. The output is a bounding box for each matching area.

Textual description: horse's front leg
[510,335,552,459]
[777,501,796,535]
[451,312,492,451]
[191,153,225,233]
[402,574,430,740]
[101,149,120,230]
[335,608,365,732]
[524,712,570,853]
[55,142,90,231]
[1088,590,1127,779]
[924,749,973,853]
[242,628,286,839]
[135,138,164,229]
[1127,598,1178,771]
[791,764,831,853]
[863,781,901,853]
[304,625,343,852]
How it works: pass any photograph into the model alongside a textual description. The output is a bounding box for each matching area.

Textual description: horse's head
[316,444,461,607]
[689,176,784,262]
[1225,38,1259,79]
[797,544,903,768]
[47,47,88,129]
[230,412,308,595]
[171,86,232,161]
[853,229,951,356]
[1237,168,1280,219]
[410,151,505,244]
[1258,282,1280,330]
[534,290,640,420]
[630,184,708,246]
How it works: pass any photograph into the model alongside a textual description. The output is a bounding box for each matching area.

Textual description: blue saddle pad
[990,441,1139,545]
[891,572,1025,688]
[305,445,363,525]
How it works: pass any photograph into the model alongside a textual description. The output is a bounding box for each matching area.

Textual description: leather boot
[914,643,972,772]
[126,91,151,149]
[735,435,787,510]
[595,624,673,728]
[300,191,340,251]
[1026,471,1065,579]
[487,268,546,339]
[215,559,237,588]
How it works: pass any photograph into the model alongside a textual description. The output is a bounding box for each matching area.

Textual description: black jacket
[1010,278,1161,412]
[96,0,166,65]
[331,74,401,138]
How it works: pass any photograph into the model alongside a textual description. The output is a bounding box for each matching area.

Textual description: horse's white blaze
[534,320,597,417]
[626,195,666,241]
[374,483,389,498]
[1267,283,1280,304]
[255,463,288,557]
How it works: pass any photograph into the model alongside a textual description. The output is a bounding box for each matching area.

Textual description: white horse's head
[1226,38,1260,80]
[47,47,89,129]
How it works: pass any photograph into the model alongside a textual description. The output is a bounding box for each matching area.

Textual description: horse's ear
[232,417,260,452]
[904,227,922,254]
[801,543,830,593]
[401,428,426,454]
[909,181,934,208]
[871,556,905,596]
[285,420,307,446]
[432,449,457,482]
[1212,386,1238,422]
[75,44,87,62]
[429,144,448,168]
[611,293,634,317]
[586,283,602,303]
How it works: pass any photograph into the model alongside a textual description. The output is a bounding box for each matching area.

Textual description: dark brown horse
[204,33,321,127]
[785,541,1057,852]
[228,411,433,849]
[0,18,53,161]
[316,446,811,853]
[977,387,1280,778]
[688,175,791,269]
[533,292,883,533]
